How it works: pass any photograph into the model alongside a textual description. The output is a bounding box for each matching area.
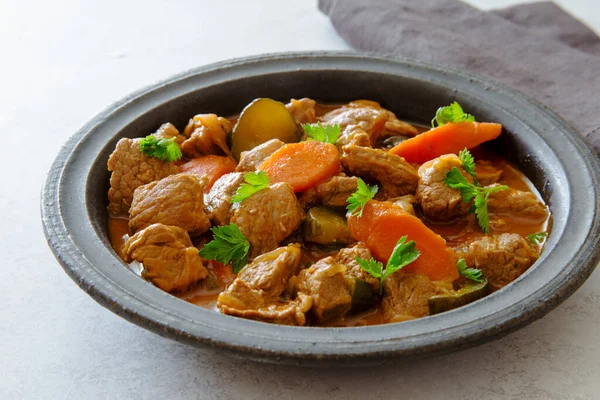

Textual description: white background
[1,1,599,399]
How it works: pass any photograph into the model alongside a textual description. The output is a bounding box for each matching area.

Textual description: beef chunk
[299,175,358,209]
[335,244,379,293]
[286,98,317,126]
[218,244,312,325]
[204,172,245,226]
[337,127,372,148]
[218,293,312,325]
[107,138,178,217]
[129,174,210,236]
[181,114,232,158]
[341,144,418,198]
[488,186,548,221]
[382,273,437,322]
[468,233,537,288]
[153,122,186,146]
[416,154,472,221]
[296,257,352,324]
[234,244,301,298]
[466,233,538,291]
[235,138,285,172]
[123,223,208,292]
[320,100,418,147]
[206,175,302,255]
[475,160,502,186]
[231,182,304,258]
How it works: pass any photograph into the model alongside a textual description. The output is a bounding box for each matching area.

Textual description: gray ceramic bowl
[42,52,600,366]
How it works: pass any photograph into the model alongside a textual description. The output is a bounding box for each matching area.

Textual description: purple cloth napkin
[319,0,600,152]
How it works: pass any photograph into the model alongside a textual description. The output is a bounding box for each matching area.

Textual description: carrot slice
[389,122,502,164]
[348,200,459,282]
[179,155,237,191]
[347,200,392,243]
[258,141,341,192]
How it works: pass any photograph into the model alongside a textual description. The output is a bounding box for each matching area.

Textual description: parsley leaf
[474,194,489,233]
[302,122,341,144]
[346,178,378,217]
[431,101,476,128]
[199,224,250,273]
[355,257,383,279]
[231,171,270,203]
[444,167,509,233]
[528,232,547,244]
[457,258,484,283]
[139,135,182,162]
[443,167,479,202]
[356,236,421,295]
[459,148,476,177]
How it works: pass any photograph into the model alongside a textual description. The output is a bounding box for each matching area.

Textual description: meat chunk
[123,223,208,292]
[219,294,312,325]
[488,186,548,221]
[320,100,418,147]
[335,244,379,293]
[286,98,317,126]
[475,160,502,186]
[235,138,285,172]
[296,257,352,324]
[152,122,186,146]
[235,244,302,298]
[416,154,472,221]
[129,173,210,236]
[299,175,358,209]
[466,233,538,291]
[107,138,178,217]
[231,182,304,258]
[341,145,418,198]
[218,244,312,325]
[181,114,232,158]
[382,273,437,322]
[204,172,245,226]
[337,127,372,148]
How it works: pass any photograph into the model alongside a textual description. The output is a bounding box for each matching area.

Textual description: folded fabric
[319,0,600,152]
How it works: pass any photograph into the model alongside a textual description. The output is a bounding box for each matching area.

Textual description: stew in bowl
[106,97,550,327]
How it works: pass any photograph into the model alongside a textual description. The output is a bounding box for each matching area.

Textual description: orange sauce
[107,217,129,260]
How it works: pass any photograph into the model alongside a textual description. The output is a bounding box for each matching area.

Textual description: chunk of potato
[231,98,299,161]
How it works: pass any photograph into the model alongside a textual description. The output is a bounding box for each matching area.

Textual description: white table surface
[2,1,599,399]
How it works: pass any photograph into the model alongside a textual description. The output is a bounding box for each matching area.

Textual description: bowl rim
[41,51,600,365]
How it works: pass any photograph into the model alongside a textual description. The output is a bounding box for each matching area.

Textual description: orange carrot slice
[258,141,341,192]
[389,122,502,164]
[179,155,237,191]
[348,200,459,282]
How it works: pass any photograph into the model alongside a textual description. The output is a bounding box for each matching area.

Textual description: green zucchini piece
[428,278,489,315]
[303,206,352,245]
[346,277,374,313]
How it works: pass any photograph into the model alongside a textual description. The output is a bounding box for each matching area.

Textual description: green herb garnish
[431,101,476,128]
[444,167,508,233]
[356,236,421,295]
[459,148,476,177]
[528,232,547,244]
[457,258,484,283]
[302,122,341,144]
[199,224,250,274]
[346,178,378,217]
[139,135,182,162]
[231,171,270,203]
